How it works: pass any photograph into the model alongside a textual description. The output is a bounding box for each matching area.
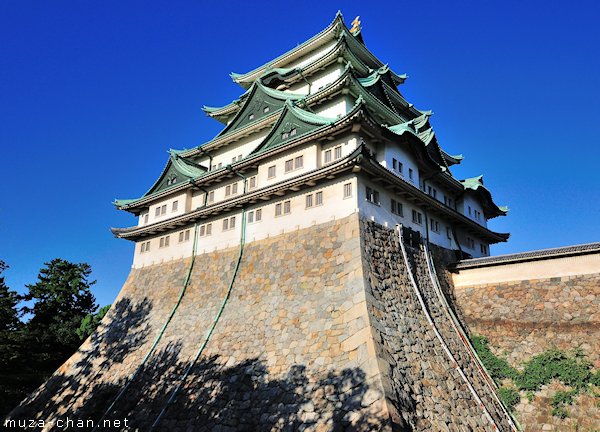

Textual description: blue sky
[1,0,599,308]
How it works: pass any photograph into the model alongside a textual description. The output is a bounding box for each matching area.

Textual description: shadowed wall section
[8,215,516,431]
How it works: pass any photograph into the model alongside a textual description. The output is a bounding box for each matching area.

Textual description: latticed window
[315,191,323,206]
[343,183,352,198]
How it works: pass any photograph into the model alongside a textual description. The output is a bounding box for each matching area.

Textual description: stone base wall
[453,271,600,431]
[454,273,600,367]
[359,221,514,431]
[9,216,516,431]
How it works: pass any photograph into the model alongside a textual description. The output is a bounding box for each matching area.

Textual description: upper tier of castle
[112,12,509,268]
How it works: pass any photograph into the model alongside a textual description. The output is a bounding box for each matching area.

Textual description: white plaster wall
[314,97,350,119]
[454,228,488,258]
[132,175,359,268]
[288,40,338,71]
[460,192,487,227]
[286,64,344,95]
[141,191,188,226]
[356,176,455,250]
[382,141,420,187]
[452,253,600,287]
[257,143,317,189]
[319,135,359,168]
[196,132,269,169]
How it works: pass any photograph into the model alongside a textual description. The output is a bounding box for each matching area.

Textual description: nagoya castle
[10,12,600,432]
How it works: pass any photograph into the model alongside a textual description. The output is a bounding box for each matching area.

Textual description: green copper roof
[461,175,508,218]
[114,153,207,209]
[230,12,345,87]
[251,100,336,155]
[215,81,304,138]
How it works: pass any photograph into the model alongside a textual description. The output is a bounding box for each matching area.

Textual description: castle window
[218,162,222,169]
[283,200,291,214]
[412,210,423,225]
[427,186,437,199]
[200,223,212,237]
[290,128,297,136]
[207,191,215,204]
[466,237,475,249]
[141,240,151,253]
[268,165,276,179]
[144,214,149,224]
[248,113,255,120]
[232,183,238,194]
[315,191,323,206]
[255,209,262,221]
[480,243,488,254]
[248,176,257,189]
[155,207,160,217]
[275,203,282,216]
[409,168,414,181]
[248,211,254,223]
[334,146,342,159]
[468,206,472,216]
[225,185,231,196]
[178,229,190,243]
[343,183,352,198]
[294,155,303,169]
[221,216,236,230]
[365,186,380,205]
[392,158,403,174]
[306,194,313,208]
[447,227,452,239]
[162,205,167,215]
[324,149,332,163]
[172,201,178,212]
[391,199,403,217]
[263,106,270,113]
[284,159,293,173]
[159,235,170,248]
[281,132,289,139]
[430,218,440,233]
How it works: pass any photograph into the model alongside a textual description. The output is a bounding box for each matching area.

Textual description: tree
[77,304,111,340]
[22,259,98,370]
[0,260,22,369]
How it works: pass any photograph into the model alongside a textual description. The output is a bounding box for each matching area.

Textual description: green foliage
[471,335,518,382]
[526,390,535,402]
[498,386,520,412]
[471,335,600,421]
[591,369,600,387]
[21,258,97,370]
[77,304,111,340]
[0,261,24,370]
[515,348,592,391]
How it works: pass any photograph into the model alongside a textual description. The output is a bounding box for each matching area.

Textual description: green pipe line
[92,222,200,431]
[150,207,247,430]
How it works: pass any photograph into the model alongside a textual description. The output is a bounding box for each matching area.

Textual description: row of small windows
[391,158,414,181]
[140,183,353,252]
[211,162,223,170]
[153,201,178,218]
[225,183,239,197]
[247,106,271,121]
[284,155,303,173]
[231,154,243,164]
[324,146,342,163]
[467,206,483,221]
[305,191,323,208]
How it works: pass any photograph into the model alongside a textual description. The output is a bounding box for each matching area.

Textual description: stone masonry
[8,215,516,431]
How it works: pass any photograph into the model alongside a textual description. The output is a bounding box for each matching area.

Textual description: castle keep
[111,13,508,267]
[19,12,600,431]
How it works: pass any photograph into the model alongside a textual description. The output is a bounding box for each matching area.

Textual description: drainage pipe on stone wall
[396,224,499,431]
[422,242,520,431]
[149,166,248,430]
[91,222,201,432]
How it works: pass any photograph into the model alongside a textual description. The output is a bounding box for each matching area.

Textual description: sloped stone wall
[359,221,515,431]
[9,216,516,431]
[9,215,392,431]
